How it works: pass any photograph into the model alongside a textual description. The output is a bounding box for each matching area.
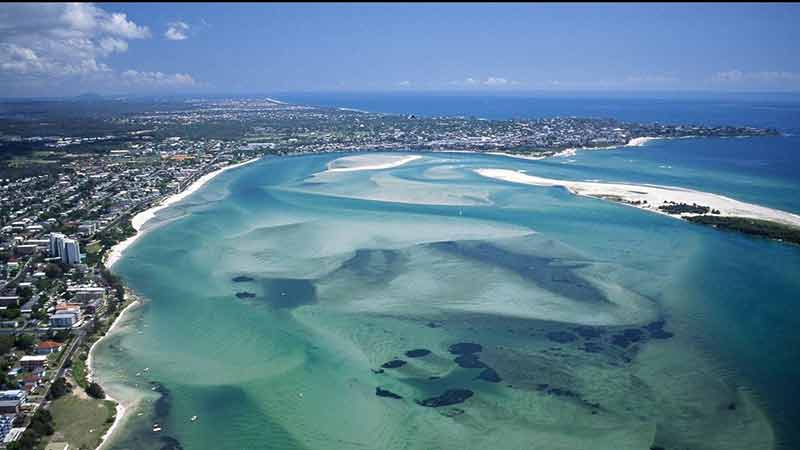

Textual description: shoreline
[86,296,141,450]
[474,168,800,228]
[90,157,260,450]
[104,157,260,268]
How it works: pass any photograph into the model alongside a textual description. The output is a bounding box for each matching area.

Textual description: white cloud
[121,70,197,87]
[164,21,190,41]
[0,3,148,77]
[448,76,519,88]
[625,74,679,84]
[0,3,199,94]
[483,76,508,86]
[397,80,411,87]
[713,69,800,83]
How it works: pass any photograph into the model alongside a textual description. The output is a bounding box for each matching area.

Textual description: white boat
[190,415,198,422]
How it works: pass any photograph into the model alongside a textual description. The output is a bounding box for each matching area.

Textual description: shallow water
[93,144,800,450]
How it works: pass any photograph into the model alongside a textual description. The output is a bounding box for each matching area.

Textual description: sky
[1,2,800,97]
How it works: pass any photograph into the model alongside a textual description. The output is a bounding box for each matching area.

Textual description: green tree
[0,335,14,354]
[48,377,70,400]
[0,308,20,320]
[44,263,62,279]
[15,286,33,302]
[14,334,35,352]
[86,381,105,399]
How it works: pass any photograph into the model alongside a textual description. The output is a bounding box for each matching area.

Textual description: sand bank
[474,168,800,227]
[326,154,421,172]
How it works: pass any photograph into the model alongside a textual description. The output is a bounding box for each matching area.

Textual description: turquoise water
[93,139,800,449]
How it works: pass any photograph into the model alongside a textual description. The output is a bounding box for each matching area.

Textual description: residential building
[66,286,105,303]
[0,390,26,415]
[61,239,81,265]
[49,314,77,328]
[35,341,63,355]
[19,355,47,372]
[48,233,66,257]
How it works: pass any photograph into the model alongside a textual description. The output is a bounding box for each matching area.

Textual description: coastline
[474,168,800,228]
[90,156,260,450]
[86,296,141,450]
[104,157,260,268]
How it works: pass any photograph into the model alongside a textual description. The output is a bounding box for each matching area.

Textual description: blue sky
[2,3,800,96]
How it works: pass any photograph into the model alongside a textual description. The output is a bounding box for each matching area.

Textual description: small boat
[153,424,162,432]
[190,415,198,422]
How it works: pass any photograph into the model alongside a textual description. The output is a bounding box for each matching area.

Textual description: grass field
[46,393,116,450]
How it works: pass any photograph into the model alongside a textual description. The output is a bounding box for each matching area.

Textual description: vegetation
[48,377,71,400]
[86,381,106,399]
[70,354,89,389]
[687,215,800,245]
[43,393,117,450]
[15,334,36,352]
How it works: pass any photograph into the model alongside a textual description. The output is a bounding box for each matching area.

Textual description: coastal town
[0,96,785,449]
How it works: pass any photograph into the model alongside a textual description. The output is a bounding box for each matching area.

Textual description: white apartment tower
[48,232,66,257]
[61,239,81,265]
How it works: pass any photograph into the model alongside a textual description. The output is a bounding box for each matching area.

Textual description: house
[35,340,63,355]
[0,415,15,443]
[19,355,47,372]
[66,286,105,304]
[50,314,77,328]
[21,373,43,393]
[0,297,20,308]
[0,390,26,415]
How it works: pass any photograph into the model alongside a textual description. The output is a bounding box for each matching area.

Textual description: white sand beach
[475,168,800,227]
[104,158,259,268]
[87,296,141,450]
[486,152,549,161]
[325,154,421,172]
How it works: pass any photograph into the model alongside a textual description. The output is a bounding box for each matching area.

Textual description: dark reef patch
[416,389,474,407]
[381,359,407,369]
[454,354,487,369]
[150,382,171,418]
[405,349,431,358]
[476,368,502,383]
[546,331,578,343]
[644,320,675,339]
[573,326,605,339]
[231,276,254,283]
[582,342,604,353]
[448,342,482,355]
[376,387,403,399]
[235,292,256,299]
[430,240,608,304]
[159,436,184,450]
[327,249,405,286]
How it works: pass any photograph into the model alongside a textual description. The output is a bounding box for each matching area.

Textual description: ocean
[94,93,800,450]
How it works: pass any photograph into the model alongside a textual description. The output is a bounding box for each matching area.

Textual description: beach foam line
[626,136,659,147]
[325,154,422,173]
[474,168,800,228]
[104,157,260,268]
[87,296,141,450]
